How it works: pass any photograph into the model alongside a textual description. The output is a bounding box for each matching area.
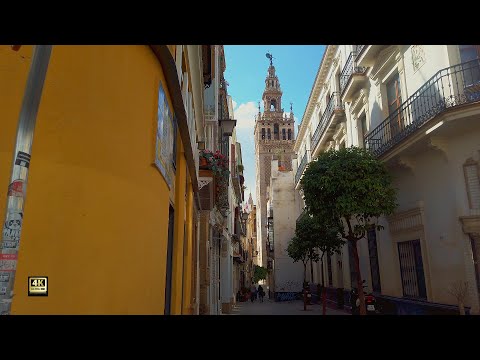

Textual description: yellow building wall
[0,45,180,314]
[182,177,194,314]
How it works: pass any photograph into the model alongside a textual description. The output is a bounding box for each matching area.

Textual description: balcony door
[459,45,480,88]
[387,73,404,139]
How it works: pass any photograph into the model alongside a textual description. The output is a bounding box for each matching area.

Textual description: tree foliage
[301,147,397,241]
[253,265,268,283]
[286,235,309,265]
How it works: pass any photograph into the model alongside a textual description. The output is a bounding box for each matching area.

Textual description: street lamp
[218,118,237,136]
[241,211,249,221]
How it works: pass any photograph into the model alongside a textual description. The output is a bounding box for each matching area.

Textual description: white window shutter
[465,164,480,209]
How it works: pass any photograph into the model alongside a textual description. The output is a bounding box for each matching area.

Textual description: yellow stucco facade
[0,45,197,314]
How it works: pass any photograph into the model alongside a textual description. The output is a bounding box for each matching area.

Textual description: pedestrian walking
[257,285,265,303]
[250,284,257,302]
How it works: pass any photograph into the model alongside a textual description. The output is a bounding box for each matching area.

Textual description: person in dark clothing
[257,285,265,303]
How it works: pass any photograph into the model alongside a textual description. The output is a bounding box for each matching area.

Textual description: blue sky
[224,45,325,204]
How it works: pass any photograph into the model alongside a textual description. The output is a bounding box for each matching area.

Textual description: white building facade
[295,45,480,315]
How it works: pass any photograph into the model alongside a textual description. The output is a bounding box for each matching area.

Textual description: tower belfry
[254,54,296,268]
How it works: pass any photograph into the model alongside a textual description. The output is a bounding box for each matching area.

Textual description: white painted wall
[270,160,304,293]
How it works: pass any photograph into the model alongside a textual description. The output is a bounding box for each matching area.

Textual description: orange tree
[300,147,396,315]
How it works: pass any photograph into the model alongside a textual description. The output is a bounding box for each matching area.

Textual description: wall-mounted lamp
[219,118,237,136]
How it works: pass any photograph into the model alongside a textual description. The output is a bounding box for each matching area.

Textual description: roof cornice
[294,45,337,152]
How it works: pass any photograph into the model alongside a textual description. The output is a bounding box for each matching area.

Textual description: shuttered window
[398,240,427,299]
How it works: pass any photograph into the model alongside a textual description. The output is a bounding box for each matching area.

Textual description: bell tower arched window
[274,124,279,140]
[288,128,292,140]
[270,99,276,111]
[261,128,265,139]
[267,128,271,140]
[282,128,286,140]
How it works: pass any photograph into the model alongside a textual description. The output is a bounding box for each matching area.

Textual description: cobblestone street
[229,299,351,315]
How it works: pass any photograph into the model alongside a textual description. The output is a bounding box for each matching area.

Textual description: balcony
[355,45,389,68]
[295,151,309,187]
[365,59,480,158]
[311,92,345,155]
[340,51,368,102]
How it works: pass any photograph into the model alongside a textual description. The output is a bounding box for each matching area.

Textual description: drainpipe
[0,45,53,315]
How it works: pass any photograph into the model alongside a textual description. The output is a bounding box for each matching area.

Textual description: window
[386,73,404,137]
[460,45,480,63]
[327,254,333,286]
[274,124,279,140]
[282,128,286,140]
[261,128,265,140]
[288,129,292,140]
[358,114,367,148]
[398,240,427,299]
[367,228,381,293]
[464,159,480,209]
[267,128,271,140]
[459,45,480,87]
[270,99,276,111]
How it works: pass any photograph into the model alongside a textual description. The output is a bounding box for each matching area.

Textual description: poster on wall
[155,82,175,189]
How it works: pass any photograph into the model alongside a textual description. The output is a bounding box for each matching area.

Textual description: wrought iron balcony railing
[356,45,366,58]
[295,151,309,186]
[340,51,367,95]
[311,92,344,151]
[365,58,480,158]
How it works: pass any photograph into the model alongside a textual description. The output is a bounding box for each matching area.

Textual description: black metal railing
[311,92,344,151]
[295,151,309,185]
[356,45,366,58]
[365,58,480,157]
[340,52,367,94]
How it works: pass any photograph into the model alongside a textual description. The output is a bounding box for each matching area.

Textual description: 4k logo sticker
[28,276,48,296]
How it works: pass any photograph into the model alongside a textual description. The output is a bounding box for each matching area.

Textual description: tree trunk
[321,256,326,315]
[459,302,466,315]
[351,239,366,315]
[310,258,314,285]
[303,262,307,284]
[303,261,307,311]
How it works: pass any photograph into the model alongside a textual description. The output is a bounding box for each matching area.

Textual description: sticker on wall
[0,254,17,272]
[7,179,25,198]
[0,273,10,282]
[14,151,31,168]
[2,211,22,248]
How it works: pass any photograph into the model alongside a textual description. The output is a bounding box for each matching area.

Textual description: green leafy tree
[294,213,322,283]
[253,265,268,284]
[301,147,396,315]
[286,236,310,284]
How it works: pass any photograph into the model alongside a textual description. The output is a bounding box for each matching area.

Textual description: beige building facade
[295,45,480,314]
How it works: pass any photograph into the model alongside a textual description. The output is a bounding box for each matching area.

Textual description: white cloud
[233,101,257,129]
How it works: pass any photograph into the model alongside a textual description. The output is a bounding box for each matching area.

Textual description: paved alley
[229,299,351,315]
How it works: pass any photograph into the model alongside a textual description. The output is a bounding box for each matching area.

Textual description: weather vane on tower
[290,102,293,112]
[266,52,274,66]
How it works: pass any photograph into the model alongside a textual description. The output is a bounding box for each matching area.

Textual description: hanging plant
[200,149,230,178]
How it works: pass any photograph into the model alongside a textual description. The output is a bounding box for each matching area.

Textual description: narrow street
[229,299,351,315]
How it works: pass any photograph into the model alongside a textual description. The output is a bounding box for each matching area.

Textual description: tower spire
[266,52,273,66]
